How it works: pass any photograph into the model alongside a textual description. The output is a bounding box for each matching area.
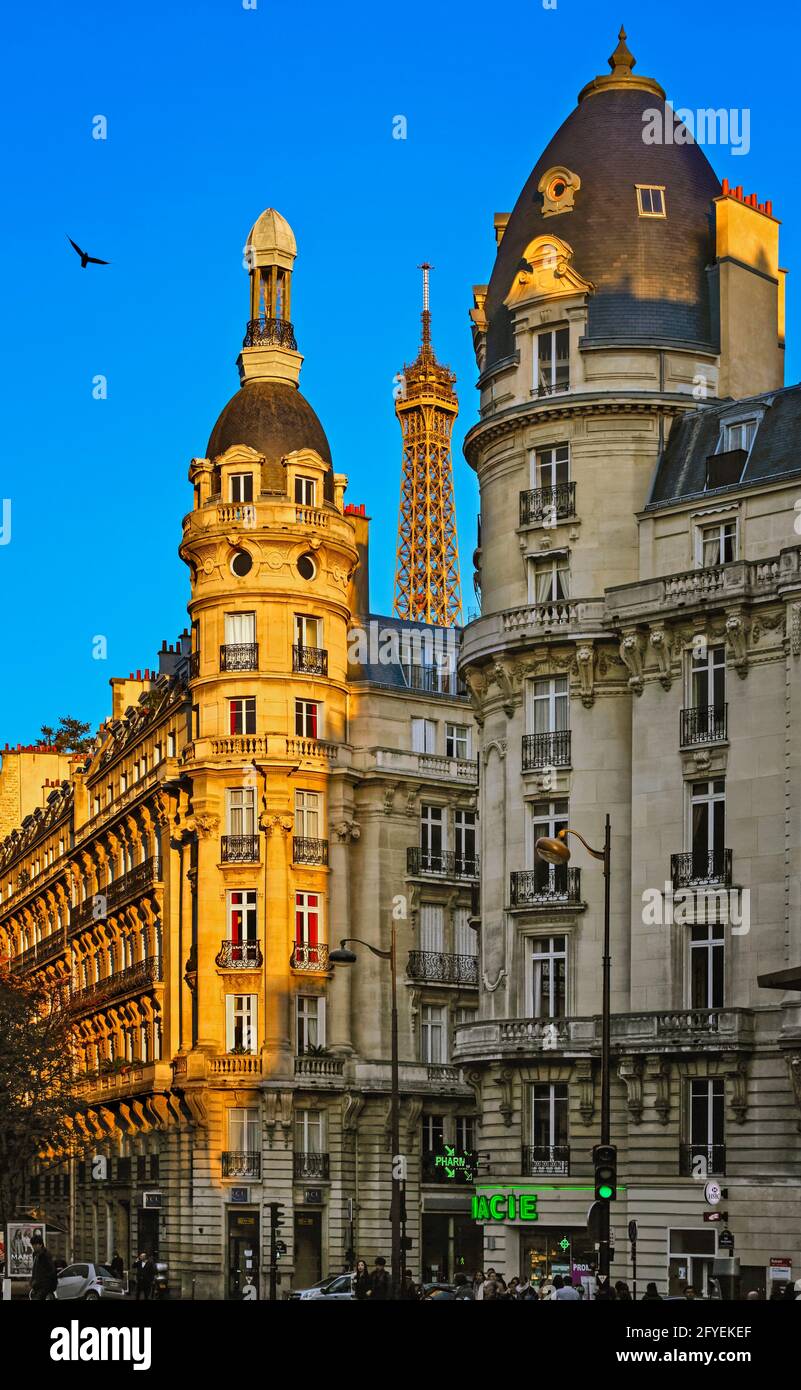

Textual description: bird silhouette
[67,236,110,269]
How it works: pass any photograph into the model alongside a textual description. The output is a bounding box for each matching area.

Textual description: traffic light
[593,1143,617,1202]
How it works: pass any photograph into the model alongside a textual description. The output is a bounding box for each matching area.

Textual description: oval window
[297,553,317,581]
[230,550,253,577]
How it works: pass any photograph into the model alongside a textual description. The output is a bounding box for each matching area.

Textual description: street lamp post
[536,812,612,1287]
[330,919,402,1299]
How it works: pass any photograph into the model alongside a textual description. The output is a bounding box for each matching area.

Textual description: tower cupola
[239,207,303,387]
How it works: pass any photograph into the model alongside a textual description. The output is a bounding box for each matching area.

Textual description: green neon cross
[559,1237,570,1251]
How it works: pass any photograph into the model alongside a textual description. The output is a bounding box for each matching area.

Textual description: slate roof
[207,379,333,499]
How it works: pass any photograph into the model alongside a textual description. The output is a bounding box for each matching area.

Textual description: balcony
[705,448,747,490]
[680,705,728,746]
[243,316,297,350]
[219,643,259,672]
[509,866,582,908]
[519,481,576,527]
[522,731,571,770]
[69,957,163,1013]
[189,651,200,679]
[290,943,330,972]
[671,850,733,889]
[295,1054,345,1080]
[220,835,260,863]
[222,1151,262,1179]
[406,848,479,881]
[293,837,329,867]
[293,644,328,677]
[402,664,467,696]
[294,1152,330,1180]
[522,1145,570,1177]
[452,1008,754,1064]
[9,932,66,974]
[421,1149,478,1184]
[208,1053,263,1078]
[407,951,479,986]
[679,1143,726,1177]
[215,939,263,969]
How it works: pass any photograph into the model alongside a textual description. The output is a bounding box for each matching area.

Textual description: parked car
[291,1273,355,1300]
[54,1263,126,1301]
[420,1282,457,1300]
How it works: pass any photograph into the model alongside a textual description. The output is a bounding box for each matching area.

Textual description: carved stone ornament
[790,606,801,658]
[482,968,508,993]
[575,641,595,707]
[574,1059,595,1124]
[619,629,645,694]
[646,1055,670,1125]
[725,609,749,678]
[496,1068,515,1127]
[191,813,219,839]
[649,625,673,690]
[786,1053,801,1132]
[334,820,361,843]
[618,1056,644,1124]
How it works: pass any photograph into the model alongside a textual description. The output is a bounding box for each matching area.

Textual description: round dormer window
[297,553,317,581]
[230,550,253,578]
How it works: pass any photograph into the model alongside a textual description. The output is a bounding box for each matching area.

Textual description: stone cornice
[464,392,693,468]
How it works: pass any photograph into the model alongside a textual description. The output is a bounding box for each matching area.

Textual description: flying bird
[67,236,110,269]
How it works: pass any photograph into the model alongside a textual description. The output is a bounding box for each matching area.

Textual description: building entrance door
[520,1228,597,1286]
[227,1209,260,1300]
[137,1208,159,1259]
[294,1211,322,1289]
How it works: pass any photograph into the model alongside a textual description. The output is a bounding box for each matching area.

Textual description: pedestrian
[454,1273,474,1300]
[539,1276,554,1301]
[552,1274,581,1301]
[133,1251,149,1300]
[506,1276,521,1299]
[615,1280,633,1301]
[473,1269,486,1300]
[642,1281,662,1300]
[482,1268,500,1300]
[683,1284,698,1301]
[369,1255,391,1300]
[781,1279,798,1302]
[399,1269,418,1301]
[109,1250,124,1281]
[769,1283,786,1301]
[519,1275,540,1300]
[595,1280,617,1300]
[354,1258,371,1301]
[28,1232,58,1301]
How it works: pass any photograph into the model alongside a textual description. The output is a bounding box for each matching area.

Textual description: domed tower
[178,209,360,1208]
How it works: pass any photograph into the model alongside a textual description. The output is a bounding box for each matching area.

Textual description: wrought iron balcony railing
[215,939,263,969]
[679,1143,726,1177]
[219,643,259,672]
[243,316,297,350]
[406,848,479,881]
[290,942,330,972]
[509,866,581,907]
[293,644,328,676]
[402,664,467,696]
[522,730,572,770]
[222,1151,262,1178]
[421,1149,478,1184]
[293,837,329,866]
[519,481,576,526]
[294,1152,330,1180]
[188,651,200,679]
[9,932,67,974]
[407,951,479,986]
[522,1145,570,1176]
[221,835,260,863]
[671,850,732,889]
[69,956,163,1012]
[680,705,728,746]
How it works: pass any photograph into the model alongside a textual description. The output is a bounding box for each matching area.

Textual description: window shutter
[318,995,326,1047]
[225,995,235,1051]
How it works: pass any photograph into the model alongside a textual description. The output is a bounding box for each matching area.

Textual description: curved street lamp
[535,813,612,1289]
[329,928,402,1299]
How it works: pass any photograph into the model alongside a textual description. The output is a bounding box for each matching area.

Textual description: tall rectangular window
[295,700,321,738]
[421,1115,445,1155]
[530,1083,569,1148]
[296,996,325,1053]
[445,723,471,758]
[689,1079,725,1171]
[420,804,444,867]
[529,555,570,603]
[411,718,436,754]
[228,697,256,735]
[419,903,444,954]
[225,995,257,1053]
[227,1106,259,1152]
[690,922,724,1009]
[691,645,726,711]
[421,1004,448,1063]
[224,611,256,644]
[690,779,725,877]
[533,442,570,489]
[227,890,257,943]
[226,788,256,836]
[295,613,321,646]
[295,1109,324,1153]
[530,935,567,1018]
[454,810,477,873]
[527,676,569,734]
[530,798,569,890]
[456,1116,475,1151]
[295,892,322,961]
[699,521,737,567]
[295,476,316,506]
[229,473,253,503]
[454,906,474,958]
[295,790,322,838]
[536,327,569,396]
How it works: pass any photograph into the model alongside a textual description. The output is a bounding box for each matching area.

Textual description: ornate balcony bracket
[786,1053,801,1132]
[619,628,645,695]
[482,967,507,993]
[649,624,673,690]
[496,1067,515,1127]
[575,641,595,707]
[574,1058,595,1124]
[618,1056,644,1125]
[725,608,750,679]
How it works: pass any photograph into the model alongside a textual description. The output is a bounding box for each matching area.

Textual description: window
[690,779,725,878]
[529,554,570,603]
[295,476,316,507]
[529,935,567,1018]
[295,699,321,738]
[445,723,471,759]
[422,1114,445,1155]
[421,1004,448,1063]
[412,718,437,754]
[420,804,444,869]
[224,611,256,645]
[454,906,474,958]
[295,790,322,838]
[689,1079,725,1171]
[230,473,253,503]
[230,550,253,578]
[533,443,570,490]
[225,995,257,1052]
[690,922,724,1009]
[456,1116,475,1152]
[296,995,325,1053]
[722,419,757,453]
[699,520,737,567]
[295,613,321,647]
[691,645,725,712]
[295,1109,324,1153]
[295,892,322,962]
[454,810,477,874]
[226,787,256,837]
[154,742,162,765]
[167,732,176,758]
[228,890,257,943]
[535,327,569,396]
[297,553,317,581]
[527,676,569,735]
[636,184,666,217]
[419,903,445,954]
[529,798,569,884]
[228,1106,259,1153]
[530,1083,569,1149]
[228,697,256,735]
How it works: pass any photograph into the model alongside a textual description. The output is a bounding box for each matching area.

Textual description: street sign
[304,1188,322,1205]
[704,1181,727,1206]
[230,1187,249,1204]
[141,1191,162,1209]
[628,1220,638,1242]
[703,1210,728,1223]
[718,1229,735,1251]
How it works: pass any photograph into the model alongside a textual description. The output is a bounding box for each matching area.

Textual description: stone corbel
[648,625,673,690]
[404,1097,423,1151]
[725,609,750,679]
[790,606,801,658]
[617,1057,644,1124]
[383,784,398,816]
[646,1055,670,1125]
[132,1100,151,1133]
[574,1059,595,1124]
[491,661,516,717]
[496,1068,515,1127]
[482,967,507,993]
[264,1090,278,1143]
[334,820,361,843]
[405,785,421,818]
[619,629,645,695]
[190,813,219,839]
[264,815,293,837]
[184,1092,208,1128]
[342,1091,365,1135]
[785,1053,801,1132]
[723,1055,748,1125]
[278,1090,293,1135]
[575,641,595,708]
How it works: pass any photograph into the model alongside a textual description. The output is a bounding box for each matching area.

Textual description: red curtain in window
[296,893,319,962]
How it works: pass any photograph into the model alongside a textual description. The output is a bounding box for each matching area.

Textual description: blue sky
[1,0,798,743]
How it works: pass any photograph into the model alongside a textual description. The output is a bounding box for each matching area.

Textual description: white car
[292,1273,355,1301]
[55,1262,126,1300]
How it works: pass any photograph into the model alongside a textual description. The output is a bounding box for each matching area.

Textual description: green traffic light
[599,1184,614,1199]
